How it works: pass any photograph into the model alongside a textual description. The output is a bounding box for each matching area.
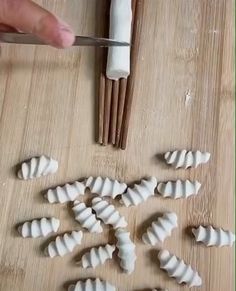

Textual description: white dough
[92,197,127,229]
[157,179,201,199]
[85,176,127,199]
[164,150,210,169]
[45,230,83,257]
[115,228,136,274]
[18,217,60,238]
[45,181,85,203]
[72,201,103,233]
[192,225,235,247]
[80,244,115,269]
[142,212,178,245]
[68,278,116,291]
[121,177,157,207]
[18,155,58,180]
[158,250,202,288]
[106,0,132,80]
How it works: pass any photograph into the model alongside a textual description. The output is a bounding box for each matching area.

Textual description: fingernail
[60,27,75,48]
[58,22,75,48]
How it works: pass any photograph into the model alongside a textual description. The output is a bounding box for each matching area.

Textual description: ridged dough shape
[18,217,60,238]
[68,278,116,291]
[80,244,115,269]
[152,289,168,291]
[72,201,103,233]
[45,181,85,203]
[45,230,83,257]
[192,225,235,247]
[115,228,136,274]
[18,155,58,180]
[92,197,127,229]
[121,177,157,207]
[157,180,201,199]
[142,212,178,245]
[158,250,202,288]
[85,176,127,198]
[164,150,210,169]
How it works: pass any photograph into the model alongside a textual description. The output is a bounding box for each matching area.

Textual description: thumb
[1,0,75,48]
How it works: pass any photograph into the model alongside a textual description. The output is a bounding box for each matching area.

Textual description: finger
[1,0,75,48]
[0,23,17,32]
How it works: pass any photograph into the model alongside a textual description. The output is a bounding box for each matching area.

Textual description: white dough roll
[106,0,132,80]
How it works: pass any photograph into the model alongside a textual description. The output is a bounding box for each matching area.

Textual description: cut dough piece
[45,230,83,257]
[157,180,201,199]
[18,155,58,180]
[158,250,202,288]
[115,228,136,274]
[68,278,116,291]
[85,176,127,199]
[121,177,157,207]
[92,197,127,229]
[142,212,178,245]
[106,0,132,80]
[79,244,115,269]
[45,181,85,203]
[18,217,60,238]
[72,201,103,233]
[164,150,210,169]
[192,225,235,247]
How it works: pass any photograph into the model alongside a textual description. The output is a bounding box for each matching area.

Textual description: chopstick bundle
[98,0,143,149]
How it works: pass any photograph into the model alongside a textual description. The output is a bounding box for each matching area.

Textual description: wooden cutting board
[0,1,234,291]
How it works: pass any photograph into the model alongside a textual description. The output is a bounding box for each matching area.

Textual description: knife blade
[0,32,130,47]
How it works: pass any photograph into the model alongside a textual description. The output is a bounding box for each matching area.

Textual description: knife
[0,32,130,47]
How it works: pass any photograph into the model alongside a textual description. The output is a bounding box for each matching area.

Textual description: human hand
[0,0,75,48]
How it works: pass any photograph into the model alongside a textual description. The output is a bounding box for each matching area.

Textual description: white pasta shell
[92,197,127,229]
[80,244,115,269]
[72,201,103,233]
[85,176,127,198]
[142,212,178,245]
[45,181,85,203]
[158,250,202,288]
[121,177,157,207]
[192,225,235,247]
[164,150,210,169]
[45,230,83,257]
[157,180,201,199]
[17,155,58,180]
[152,289,168,291]
[68,278,116,291]
[18,217,60,238]
[115,228,136,274]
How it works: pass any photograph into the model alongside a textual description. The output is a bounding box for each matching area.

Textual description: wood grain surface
[0,1,234,291]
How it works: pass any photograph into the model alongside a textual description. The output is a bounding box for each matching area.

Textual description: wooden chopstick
[98,55,106,144]
[109,80,119,144]
[120,0,143,149]
[98,0,110,144]
[115,78,127,146]
[102,78,113,145]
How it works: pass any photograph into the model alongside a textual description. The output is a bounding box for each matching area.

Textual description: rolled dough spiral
[158,250,202,288]
[18,155,58,180]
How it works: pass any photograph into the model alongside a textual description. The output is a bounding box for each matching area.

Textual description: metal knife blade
[0,32,129,47]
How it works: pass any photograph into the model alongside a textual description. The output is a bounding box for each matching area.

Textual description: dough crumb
[185,90,192,106]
